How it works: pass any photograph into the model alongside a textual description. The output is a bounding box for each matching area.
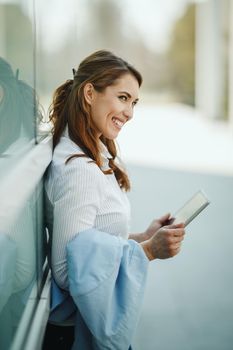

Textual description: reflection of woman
[0,57,37,293]
[45,50,185,349]
[0,234,16,313]
[0,58,37,296]
[0,57,21,153]
[0,57,38,348]
[0,57,39,157]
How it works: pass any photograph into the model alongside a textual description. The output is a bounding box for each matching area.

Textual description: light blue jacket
[50,228,149,349]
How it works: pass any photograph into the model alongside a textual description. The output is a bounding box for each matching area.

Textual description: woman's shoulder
[54,136,83,158]
[45,137,106,202]
[50,136,102,179]
[52,136,89,167]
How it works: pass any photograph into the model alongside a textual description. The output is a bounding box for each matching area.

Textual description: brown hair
[49,50,142,191]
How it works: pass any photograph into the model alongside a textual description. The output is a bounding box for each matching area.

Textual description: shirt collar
[100,142,112,160]
[64,125,112,161]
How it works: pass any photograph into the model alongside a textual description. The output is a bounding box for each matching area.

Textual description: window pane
[0,0,47,348]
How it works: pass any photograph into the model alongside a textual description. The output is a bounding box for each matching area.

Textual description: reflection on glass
[0,56,43,348]
[0,1,50,348]
[0,198,36,348]
[0,57,40,158]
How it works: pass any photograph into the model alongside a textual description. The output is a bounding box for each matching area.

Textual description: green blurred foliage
[166,4,195,106]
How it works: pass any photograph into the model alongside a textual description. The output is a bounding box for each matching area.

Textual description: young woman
[45,50,185,350]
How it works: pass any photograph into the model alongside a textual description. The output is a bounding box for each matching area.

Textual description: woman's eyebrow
[118,91,139,102]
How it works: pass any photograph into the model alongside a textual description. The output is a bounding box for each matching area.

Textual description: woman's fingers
[162,226,185,238]
[158,212,171,222]
[158,213,173,226]
[148,225,186,260]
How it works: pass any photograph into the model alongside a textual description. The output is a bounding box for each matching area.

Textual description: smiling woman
[83,74,139,139]
[48,50,143,192]
[44,50,185,350]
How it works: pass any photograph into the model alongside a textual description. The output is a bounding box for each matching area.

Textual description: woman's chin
[102,130,120,140]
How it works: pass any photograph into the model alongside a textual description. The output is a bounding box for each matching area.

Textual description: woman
[45,50,185,349]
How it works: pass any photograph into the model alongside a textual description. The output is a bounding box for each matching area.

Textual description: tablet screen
[173,190,210,226]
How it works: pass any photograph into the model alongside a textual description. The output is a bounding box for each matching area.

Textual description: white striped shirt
[45,133,131,289]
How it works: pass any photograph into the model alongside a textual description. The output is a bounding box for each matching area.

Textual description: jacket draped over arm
[66,228,149,350]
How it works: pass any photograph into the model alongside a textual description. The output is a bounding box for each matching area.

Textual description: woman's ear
[83,83,95,105]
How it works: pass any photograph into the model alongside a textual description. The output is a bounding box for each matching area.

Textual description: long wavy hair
[49,50,142,191]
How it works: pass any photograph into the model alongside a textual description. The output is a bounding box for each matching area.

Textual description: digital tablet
[172,190,210,227]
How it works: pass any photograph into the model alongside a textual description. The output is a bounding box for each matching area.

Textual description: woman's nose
[123,104,133,120]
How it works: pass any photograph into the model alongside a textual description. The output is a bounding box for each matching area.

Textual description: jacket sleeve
[66,228,149,349]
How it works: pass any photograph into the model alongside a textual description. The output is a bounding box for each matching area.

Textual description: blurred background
[0,0,233,349]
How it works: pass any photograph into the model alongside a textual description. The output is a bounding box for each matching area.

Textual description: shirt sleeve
[51,159,105,288]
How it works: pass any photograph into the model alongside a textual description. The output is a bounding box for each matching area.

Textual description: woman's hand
[143,213,173,240]
[141,223,185,261]
[129,213,173,243]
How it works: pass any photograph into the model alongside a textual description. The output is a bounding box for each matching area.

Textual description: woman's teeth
[112,117,124,128]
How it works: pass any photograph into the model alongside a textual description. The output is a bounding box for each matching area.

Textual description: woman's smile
[112,117,125,129]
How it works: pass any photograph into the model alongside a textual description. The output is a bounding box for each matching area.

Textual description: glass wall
[0,1,49,348]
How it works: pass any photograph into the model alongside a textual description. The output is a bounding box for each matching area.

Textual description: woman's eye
[119,95,127,101]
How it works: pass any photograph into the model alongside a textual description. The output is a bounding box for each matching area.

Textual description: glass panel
[0,179,47,348]
[0,196,36,348]
[0,0,47,348]
[0,1,36,173]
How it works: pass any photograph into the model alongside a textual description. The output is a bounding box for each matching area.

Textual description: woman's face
[87,73,139,139]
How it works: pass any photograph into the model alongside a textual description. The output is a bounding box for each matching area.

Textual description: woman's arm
[47,159,104,289]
